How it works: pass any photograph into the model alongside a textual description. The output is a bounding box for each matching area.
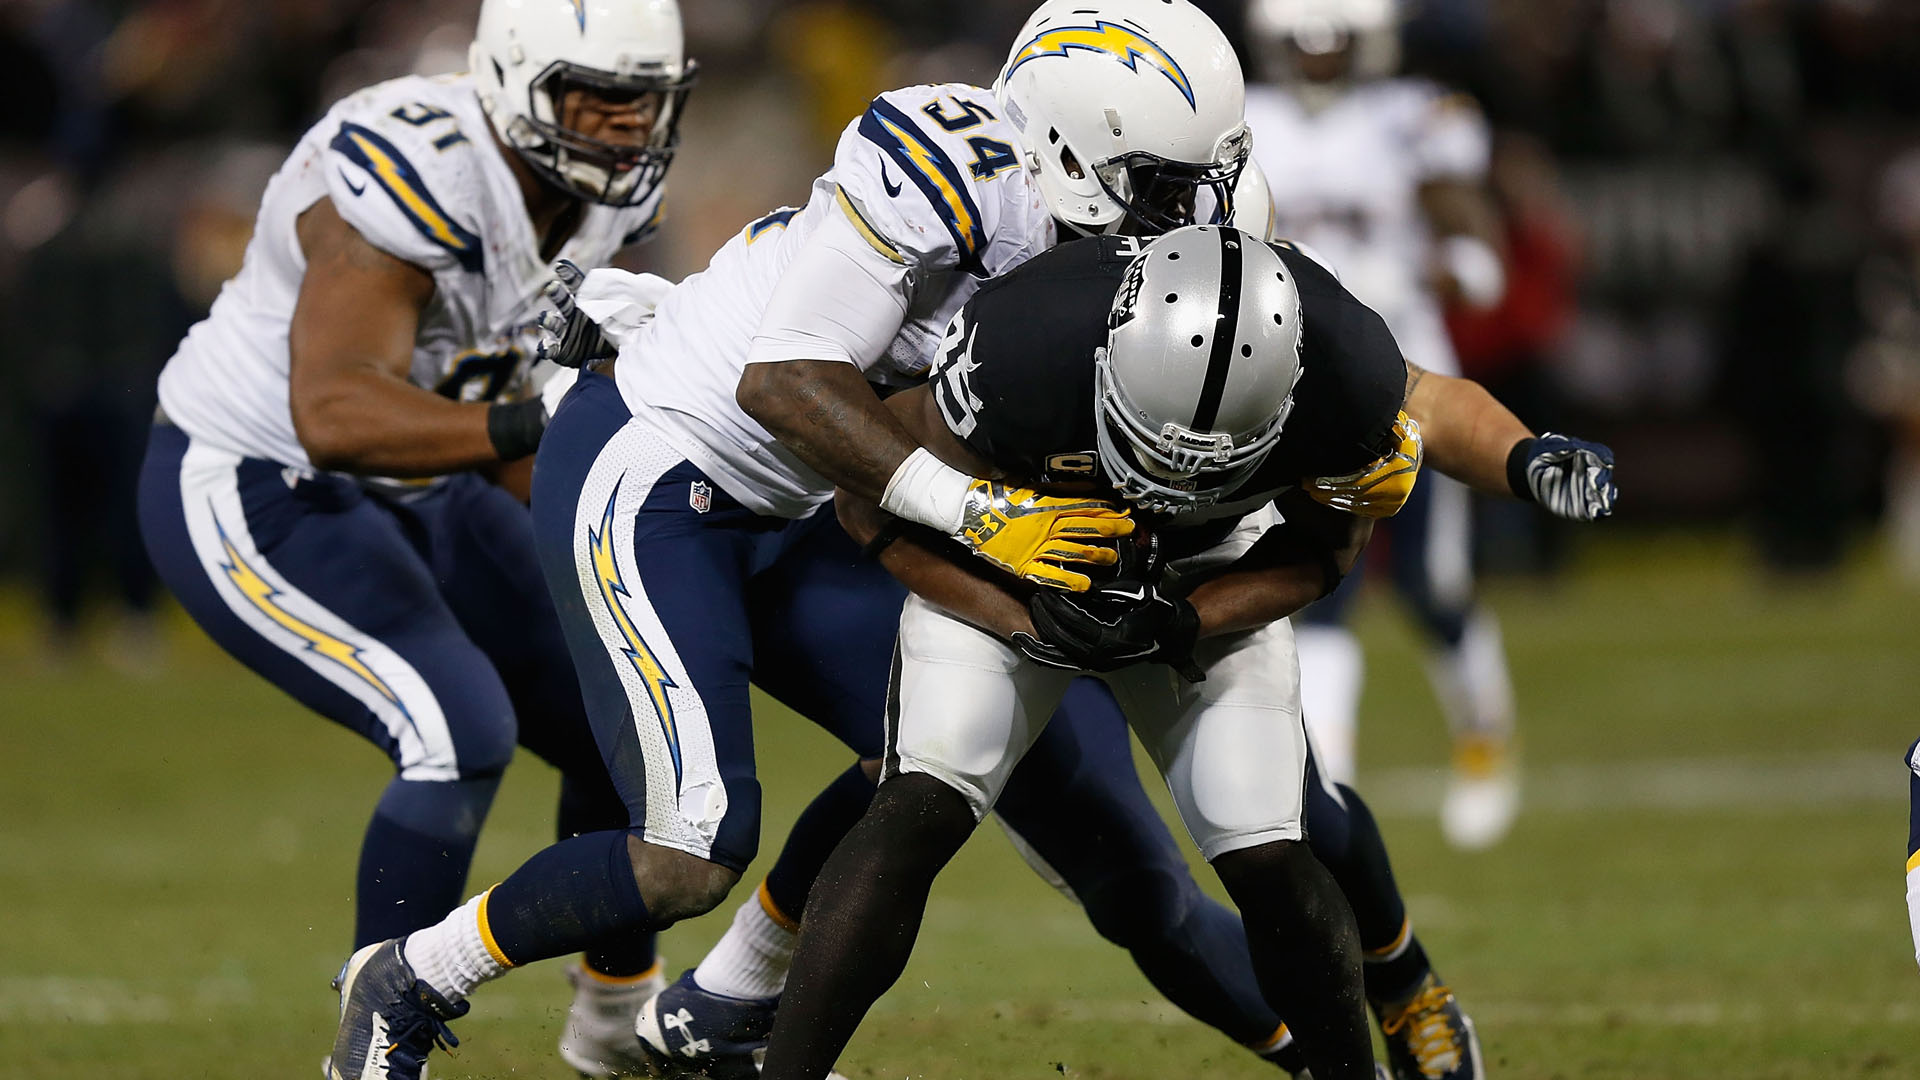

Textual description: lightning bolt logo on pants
[589,480,682,782]
[213,514,406,714]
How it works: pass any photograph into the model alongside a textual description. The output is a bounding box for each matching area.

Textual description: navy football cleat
[328,939,468,1080]
[635,969,849,1079]
[1375,973,1485,1080]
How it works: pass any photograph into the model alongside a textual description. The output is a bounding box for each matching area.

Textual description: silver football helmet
[1096,225,1305,514]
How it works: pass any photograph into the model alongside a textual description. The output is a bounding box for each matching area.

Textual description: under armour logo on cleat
[661,1007,712,1058]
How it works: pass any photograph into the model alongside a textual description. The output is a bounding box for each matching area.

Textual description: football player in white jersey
[134,1,697,1075]
[1244,0,1580,850]
[335,3,1411,1078]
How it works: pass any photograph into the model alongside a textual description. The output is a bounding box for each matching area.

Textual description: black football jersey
[929,234,1408,526]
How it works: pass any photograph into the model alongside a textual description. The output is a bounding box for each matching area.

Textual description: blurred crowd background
[1,0,1917,653]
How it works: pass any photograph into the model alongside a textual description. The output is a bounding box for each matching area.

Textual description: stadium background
[1,1,1917,1076]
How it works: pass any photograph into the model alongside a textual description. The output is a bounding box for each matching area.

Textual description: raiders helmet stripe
[1190,227,1244,430]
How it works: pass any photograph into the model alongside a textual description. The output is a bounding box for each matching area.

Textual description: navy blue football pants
[137,421,629,947]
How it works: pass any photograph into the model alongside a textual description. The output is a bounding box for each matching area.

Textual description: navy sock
[555,773,658,976]
[355,776,500,947]
[762,763,876,921]
[484,829,658,966]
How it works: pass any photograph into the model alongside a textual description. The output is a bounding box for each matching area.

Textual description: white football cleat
[1440,736,1519,851]
[559,960,668,1077]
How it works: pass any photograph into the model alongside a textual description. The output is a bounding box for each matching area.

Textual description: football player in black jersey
[761,225,1616,1080]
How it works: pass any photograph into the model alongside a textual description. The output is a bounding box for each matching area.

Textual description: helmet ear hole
[1059,145,1084,180]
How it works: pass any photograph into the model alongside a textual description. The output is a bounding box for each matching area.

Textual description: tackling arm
[1405,361,1618,521]
[738,205,1129,587]
[288,198,542,475]
[1402,361,1531,498]
[833,383,1038,639]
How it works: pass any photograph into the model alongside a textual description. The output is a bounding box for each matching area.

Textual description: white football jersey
[1245,78,1489,376]
[157,72,663,471]
[612,83,1055,518]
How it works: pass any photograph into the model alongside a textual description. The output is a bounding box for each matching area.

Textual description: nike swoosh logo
[338,169,367,197]
[880,160,903,198]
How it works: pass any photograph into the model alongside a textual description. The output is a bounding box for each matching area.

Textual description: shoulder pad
[831,84,1026,276]
[323,82,487,273]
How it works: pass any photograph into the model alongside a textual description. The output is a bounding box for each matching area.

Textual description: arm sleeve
[744,190,914,372]
[324,118,484,274]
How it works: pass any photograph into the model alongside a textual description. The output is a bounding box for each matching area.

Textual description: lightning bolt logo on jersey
[1006,21,1196,110]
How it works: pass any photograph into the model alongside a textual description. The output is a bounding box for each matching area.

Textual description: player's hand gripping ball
[1014,575,1204,682]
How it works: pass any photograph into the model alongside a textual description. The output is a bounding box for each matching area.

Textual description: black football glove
[1016,577,1204,682]
[534,259,616,369]
[1509,433,1617,522]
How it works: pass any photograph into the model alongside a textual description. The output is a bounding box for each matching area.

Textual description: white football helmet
[1246,0,1402,89]
[1096,225,1305,513]
[995,0,1251,236]
[470,0,697,207]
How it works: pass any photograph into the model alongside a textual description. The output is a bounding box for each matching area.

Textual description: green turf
[2,531,1917,1078]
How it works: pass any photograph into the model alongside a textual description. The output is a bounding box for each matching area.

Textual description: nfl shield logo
[689,480,713,514]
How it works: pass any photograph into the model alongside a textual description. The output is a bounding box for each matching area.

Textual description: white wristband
[879,447,973,534]
[1439,235,1506,309]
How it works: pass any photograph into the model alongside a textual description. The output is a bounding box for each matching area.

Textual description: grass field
[2,531,1917,1079]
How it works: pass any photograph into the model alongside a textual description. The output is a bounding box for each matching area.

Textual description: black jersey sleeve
[1260,242,1410,483]
[929,236,1141,483]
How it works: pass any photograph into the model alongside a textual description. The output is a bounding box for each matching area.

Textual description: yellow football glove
[957,480,1134,591]
[1304,412,1424,518]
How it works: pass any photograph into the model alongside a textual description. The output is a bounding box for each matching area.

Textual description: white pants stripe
[571,419,729,861]
[176,441,458,780]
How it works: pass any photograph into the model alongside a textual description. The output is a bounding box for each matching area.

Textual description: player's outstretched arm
[288,198,544,477]
[1404,361,1617,521]
[831,384,1066,638]
[836,491,1036,642]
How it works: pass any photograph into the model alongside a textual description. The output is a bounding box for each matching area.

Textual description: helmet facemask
[504,59,698,208]
[1093,345,1296,514]
[1090,124,1251,234]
